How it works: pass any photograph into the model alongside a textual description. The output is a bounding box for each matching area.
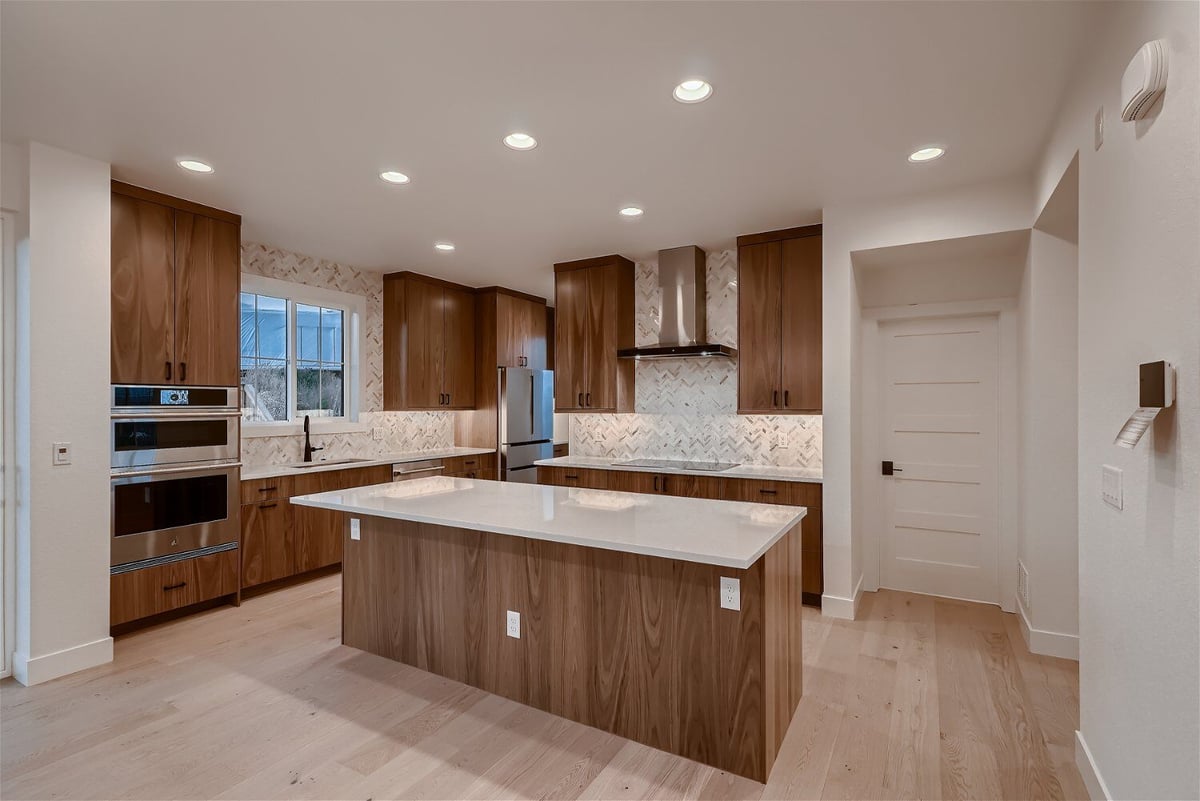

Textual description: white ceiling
[2,1,1098,299]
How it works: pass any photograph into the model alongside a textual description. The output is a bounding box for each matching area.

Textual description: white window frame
[240,273,367,437]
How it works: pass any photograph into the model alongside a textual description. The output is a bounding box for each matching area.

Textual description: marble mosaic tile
[239,243,454,467]
[572,248,822,470]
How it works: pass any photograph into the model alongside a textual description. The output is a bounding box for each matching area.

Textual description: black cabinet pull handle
[784,390,789,407]
[165,361,172,381]
[653,475,660,492]
[446,393,451,405]
[163,582,187,591]
[257,487,277,493]
[661,475,668,493]
[565,473,579,481]
[259,503,278,509]
[585,392,591,407]
[578,392,583,406]
[759,488,778,495]
[180,362,187,382]
[773,390,779,407]
[465,460,476,466]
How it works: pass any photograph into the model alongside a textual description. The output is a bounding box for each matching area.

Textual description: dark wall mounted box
[1139,360,1176,408]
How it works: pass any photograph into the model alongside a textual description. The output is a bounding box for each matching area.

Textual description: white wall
[822,176,1031,617]
[1033,3,1199,798]
[5,141,113,685]
[1017,163,1080,658]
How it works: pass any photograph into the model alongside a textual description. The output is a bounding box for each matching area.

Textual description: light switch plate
[350,518,361,540]
[720,577,741,611]
[1101,465,1123,510]
[52,442,71,465]
[506,610,521,638]
[1095,106,1104,150]
[372,427,384,442]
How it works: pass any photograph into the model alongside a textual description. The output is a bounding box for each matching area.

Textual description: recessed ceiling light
[379,170,411,184]
[434,242,456,252]
[177,158,213,174]
[619,206,644,217]
[672,79,713,104]
[503,132,537,151]
[908,146,946,163]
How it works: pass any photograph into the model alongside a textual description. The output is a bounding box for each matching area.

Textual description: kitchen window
[239,274,365,434]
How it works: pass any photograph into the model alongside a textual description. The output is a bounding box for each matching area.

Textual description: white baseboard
[1075,730,1112,801]
[1016,598,1079,660]
[12,636,113,686]
[822,574,865,620]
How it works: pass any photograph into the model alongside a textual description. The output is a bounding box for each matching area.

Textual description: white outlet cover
[720,577,741,611]
[372,427,385,441]
[350,518,361,540]
[506,610,521,638]
[1102,465,1123,510]
[775,431,788,449]
[52,442,71,465]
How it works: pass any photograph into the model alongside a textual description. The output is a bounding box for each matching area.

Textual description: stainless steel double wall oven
[110,385,240,569]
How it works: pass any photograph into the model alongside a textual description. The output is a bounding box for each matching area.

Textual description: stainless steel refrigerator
[498,367,554,483]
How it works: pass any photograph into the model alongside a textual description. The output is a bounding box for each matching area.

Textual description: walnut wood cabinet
[111,182,240,386]
[240,464,391,589]
[110,547,238,627]
[488,289,547,370]
[536,466,824,604]
[736,225,822,414]
[383,272,477,410]
[553,255,635,413]
[442,452,497,479]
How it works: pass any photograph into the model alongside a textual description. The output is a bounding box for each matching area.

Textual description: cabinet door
[780,235,822,412]
[406,279,446,409]
[585,265,620,410]
[110,548,237,626]
[293,465,391,572]
[521,297,548,370]
[554,269,589,410]
[607,469,660,494]
[661,474,724,499]
[240,500,294,587]
[495,293,522,368]
[441,285,476,408]
[111,193,175,384]
[174,212,240,386]
[737,242,783,413]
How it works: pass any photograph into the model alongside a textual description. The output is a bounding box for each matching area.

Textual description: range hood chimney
[618,245,737,360]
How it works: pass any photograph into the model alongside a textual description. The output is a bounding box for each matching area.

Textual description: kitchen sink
[288,458,372,469]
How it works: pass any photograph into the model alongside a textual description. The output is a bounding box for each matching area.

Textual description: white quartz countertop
[290,477,806,569]
[241,447,495,481]
[533,455,823,484]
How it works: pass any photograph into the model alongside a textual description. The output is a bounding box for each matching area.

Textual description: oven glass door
[111,415,238,469]
[111,466,239,566]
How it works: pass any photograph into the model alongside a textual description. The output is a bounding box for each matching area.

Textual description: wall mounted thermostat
[1121,39,1169,122]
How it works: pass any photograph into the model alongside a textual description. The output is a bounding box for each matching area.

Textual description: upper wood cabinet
[480,288,547,371]
[553,255,635,413]
[383,272,476,410]
[111,182,241,386]
[736,225,822,414]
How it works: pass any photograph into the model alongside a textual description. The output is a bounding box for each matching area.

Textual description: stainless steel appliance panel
[499,367,554,446]
[392,459,446,482]
[502,441,552,482]
[110,463,240,567]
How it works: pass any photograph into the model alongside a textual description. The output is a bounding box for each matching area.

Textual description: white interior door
[879,315,999,604]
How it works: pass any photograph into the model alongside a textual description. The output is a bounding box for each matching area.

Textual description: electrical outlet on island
[506,610,521,638]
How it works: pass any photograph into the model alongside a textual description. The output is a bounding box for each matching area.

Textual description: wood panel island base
[291,478,807,783]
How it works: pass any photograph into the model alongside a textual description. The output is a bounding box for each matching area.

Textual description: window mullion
[287,300,298,423]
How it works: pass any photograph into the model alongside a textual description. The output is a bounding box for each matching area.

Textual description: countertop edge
[289,487,806,570]
[242,447,496,481]
[532,456,823,484]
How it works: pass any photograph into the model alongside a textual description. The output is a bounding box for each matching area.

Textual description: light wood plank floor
[1,575,1087,800]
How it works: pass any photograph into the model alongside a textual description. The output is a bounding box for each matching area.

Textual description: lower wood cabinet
[443,452,497,480]
[110,548,238,627]
[240,464,392,589]
[536,466,824,604]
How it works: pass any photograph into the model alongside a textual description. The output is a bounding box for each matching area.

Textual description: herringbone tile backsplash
[571,249,823,469]
[239,243,820,470]
[239,243,454,467]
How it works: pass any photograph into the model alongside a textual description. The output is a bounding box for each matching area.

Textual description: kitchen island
[291,477,806,782]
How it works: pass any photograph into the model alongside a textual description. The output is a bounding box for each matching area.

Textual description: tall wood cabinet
[553,255,635,413]
[736,225,822,414]
[383,272,476,410]
[111,182,240,386]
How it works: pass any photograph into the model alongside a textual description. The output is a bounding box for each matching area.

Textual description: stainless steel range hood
[618,245,737,360]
